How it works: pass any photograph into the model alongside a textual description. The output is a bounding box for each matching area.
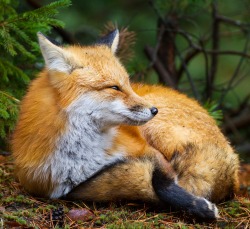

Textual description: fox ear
[97,29,119,54]
[37,32,72,73]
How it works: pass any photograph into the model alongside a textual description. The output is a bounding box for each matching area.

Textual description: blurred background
[0,0,250,163]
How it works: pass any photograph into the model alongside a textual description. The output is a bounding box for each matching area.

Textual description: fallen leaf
[4,220,23,227]
[0,206,5,213]
[67,208,94,221]
[238,163,250,197]
[0,155,6,163]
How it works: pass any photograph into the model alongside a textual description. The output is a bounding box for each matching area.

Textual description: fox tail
[152,167,219,220]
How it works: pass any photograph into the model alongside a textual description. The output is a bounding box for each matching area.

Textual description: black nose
[150,107,158,116]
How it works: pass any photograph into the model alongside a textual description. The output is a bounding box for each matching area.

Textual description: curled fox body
[12,30,239,220]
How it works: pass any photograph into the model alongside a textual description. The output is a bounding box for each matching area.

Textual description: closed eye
[110,86,121,91]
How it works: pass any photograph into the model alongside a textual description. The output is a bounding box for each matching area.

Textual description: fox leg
[66,153,219,220]
[66,158,158,202]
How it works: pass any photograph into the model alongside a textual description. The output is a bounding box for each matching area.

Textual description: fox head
[38,30,158,128]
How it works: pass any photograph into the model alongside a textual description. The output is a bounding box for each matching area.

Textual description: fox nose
[150,107,158,116]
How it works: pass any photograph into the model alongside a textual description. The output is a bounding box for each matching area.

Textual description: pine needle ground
[0,155,249,229]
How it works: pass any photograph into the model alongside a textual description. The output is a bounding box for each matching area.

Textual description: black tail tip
[152,168,219,221]
[187,197,219,220]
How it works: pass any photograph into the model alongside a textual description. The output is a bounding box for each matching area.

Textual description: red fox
[12,30,239,220]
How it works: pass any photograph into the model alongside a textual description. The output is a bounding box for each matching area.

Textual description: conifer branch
[0,91,20,103]
[0,0,71,145]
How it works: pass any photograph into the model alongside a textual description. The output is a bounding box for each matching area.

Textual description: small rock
[0,206,5,213]
[67,208,94,221]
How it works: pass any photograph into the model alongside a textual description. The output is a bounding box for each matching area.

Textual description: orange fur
[133,84,232,158]
[12,33,239,206]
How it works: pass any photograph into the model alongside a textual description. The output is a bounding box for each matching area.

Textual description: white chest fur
[47,97,125,198]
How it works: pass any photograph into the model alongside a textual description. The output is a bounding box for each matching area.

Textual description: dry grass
[0,155,249,229]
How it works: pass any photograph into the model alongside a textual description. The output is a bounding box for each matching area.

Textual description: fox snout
[123,103,158,126]
[130,105,158,116]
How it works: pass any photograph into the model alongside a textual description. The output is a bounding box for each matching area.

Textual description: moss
[0,156,249,228]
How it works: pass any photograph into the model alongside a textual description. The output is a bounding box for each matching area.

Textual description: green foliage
[154,0,211,17]
[204,100,223,125]
[0,91,19,139]
[0,0,71,149]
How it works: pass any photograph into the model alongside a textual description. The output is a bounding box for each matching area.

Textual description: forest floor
[0,155,249,229]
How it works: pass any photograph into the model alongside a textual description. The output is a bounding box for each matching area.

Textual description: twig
[218,37,249,106]
[199,38,210,101]
[149,0,178,83]
[176,47,250,92]
[222,111,250,134]
[230,69,250,91]
[236,143,250,154]
[217,15,250,29]
[176,49,200,80]
[206,0,219,99]
[203,50,250,58]
[176,32,210,80]
[144,46,176,88]
[175,45,199,100]
[152,17,178,84]
[147,25,165,69]
[0,91,20,103]
[171,30,250,80]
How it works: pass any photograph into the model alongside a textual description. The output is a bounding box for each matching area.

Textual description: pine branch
[0,91,19,138]
[0,58,30,83]
[0,91,20,103]
[26,0,76,44]
[0,0,71,59]
[1,0,71,26]
[0,0,71,145]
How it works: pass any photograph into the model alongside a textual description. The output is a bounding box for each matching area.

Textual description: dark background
[16,0,250,162]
